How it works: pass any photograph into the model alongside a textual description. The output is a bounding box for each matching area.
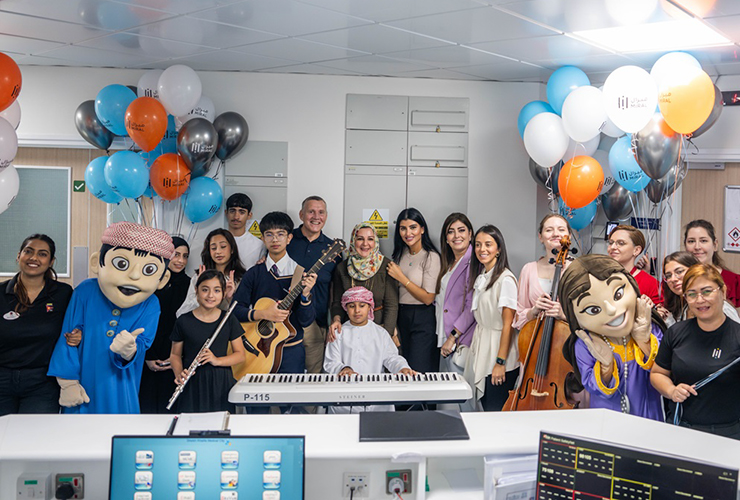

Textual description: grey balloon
[74,100,114,150]
[600,183,633,221]
[646,161,688,204]
[690,85,723,139]
[634,112,681,180]
[177,117,217,178]
[528,158,560,195]
[214,111,249,161]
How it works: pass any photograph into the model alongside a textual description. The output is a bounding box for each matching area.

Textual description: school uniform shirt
[0,276,73,369]
[631,267,663,306]
[47,278,159,414]
[234,231,266,271]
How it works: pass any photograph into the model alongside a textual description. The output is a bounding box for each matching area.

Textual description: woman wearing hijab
[139,236,190,413]
[329,222,399,343]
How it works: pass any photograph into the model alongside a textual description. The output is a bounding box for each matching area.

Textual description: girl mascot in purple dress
[558,254,667,421]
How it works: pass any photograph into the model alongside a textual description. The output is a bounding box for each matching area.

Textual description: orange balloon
[0,53,21,112]
[558,155,604,209]
[658,66,714,135]
[125,97,168,152]
[150,153,190,200]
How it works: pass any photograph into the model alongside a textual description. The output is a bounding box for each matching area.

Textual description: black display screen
[537,432,738,500]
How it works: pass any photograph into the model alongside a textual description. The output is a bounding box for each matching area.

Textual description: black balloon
[690,85,723,139]
[528,158,560,195]
[646,161,688,204]
[600,183,633,221]
[74,100,114,150]
[214,111,249,161]
[177,117,218,178]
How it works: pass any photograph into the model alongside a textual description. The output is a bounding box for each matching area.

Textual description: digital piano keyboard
[229,372,472,406]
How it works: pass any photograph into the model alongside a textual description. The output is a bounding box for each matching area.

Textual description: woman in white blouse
[463,225,519,411]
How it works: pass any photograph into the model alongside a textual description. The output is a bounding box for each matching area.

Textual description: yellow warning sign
[368,210,383,221]
[248,221,262,238]
[362,208,389,239]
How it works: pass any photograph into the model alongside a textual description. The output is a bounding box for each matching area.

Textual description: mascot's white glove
[110,328,144,361]
[57,378,90,407]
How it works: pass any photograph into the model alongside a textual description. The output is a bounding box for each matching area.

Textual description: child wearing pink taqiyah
[324,286,415,413]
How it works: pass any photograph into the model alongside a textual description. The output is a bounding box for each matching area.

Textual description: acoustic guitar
[231,239,345,380]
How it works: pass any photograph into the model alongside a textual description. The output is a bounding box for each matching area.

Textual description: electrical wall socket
[343,472,369,498]
[386,469,412,495]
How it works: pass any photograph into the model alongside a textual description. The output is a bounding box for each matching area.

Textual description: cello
[503,235,575,411]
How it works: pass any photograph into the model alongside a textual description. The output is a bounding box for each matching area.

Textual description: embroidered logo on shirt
[712,348,721,359]
[46,303,54,313]
[3,311,20,320]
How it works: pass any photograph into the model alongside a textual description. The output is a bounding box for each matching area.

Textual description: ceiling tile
[673,0,740,18]
[78,32,215,60]
[115,0,246,16]
[0,12,110,44]
[31,44,163,67]
[536,53,633,72]
[388,45,512,68]
[168,49,298,71]
[470,34,613,63]
[0,33,65,55]
[702,15,740,44]
[386,6,557,44]
[454,60,550,80]
[189,0,371,37]
[258,62,364,76]
[231,38,368,63]
[395,67,488,80]
[293,0,485,22]
[317,54,437,76]
[131,16,282,49]
[300,24,453,54]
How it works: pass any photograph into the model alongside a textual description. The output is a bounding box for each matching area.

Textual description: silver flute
[166,301,238,411]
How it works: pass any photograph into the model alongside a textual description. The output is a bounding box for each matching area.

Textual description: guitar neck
[277,259,327,311]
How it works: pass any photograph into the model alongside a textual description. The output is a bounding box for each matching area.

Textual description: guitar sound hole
[257,320,274,337]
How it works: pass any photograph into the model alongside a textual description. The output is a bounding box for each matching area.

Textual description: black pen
[166,416,178,436]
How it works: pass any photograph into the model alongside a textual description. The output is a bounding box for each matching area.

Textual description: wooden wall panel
[681,164,740,272]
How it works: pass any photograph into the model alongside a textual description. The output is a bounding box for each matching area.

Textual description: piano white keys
[229,372,472,406]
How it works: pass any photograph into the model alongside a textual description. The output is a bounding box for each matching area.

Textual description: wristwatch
[496,357,506,366]
[451,330,460,339]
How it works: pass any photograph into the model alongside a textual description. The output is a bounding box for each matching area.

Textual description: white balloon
[602,65,658,133]
[523,112,570,168]
[601,114,624,138]
[651,52,701,90]
[0,164,20,216]
[157,65,202,117]
[561,86,606,142]
[137,69,163,99]
[0,100,21,129]
[593,149,614,195]
[176,94,216,127]
[562,134,600,163]
[0,117,18,172]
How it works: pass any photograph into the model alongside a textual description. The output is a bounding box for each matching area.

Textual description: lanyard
[673,355,740,425]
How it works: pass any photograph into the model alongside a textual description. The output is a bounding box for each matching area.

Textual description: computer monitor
[109,435,305,500]
[537,432,738,500]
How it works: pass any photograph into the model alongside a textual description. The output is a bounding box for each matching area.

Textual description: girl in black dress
[170,270,245,413]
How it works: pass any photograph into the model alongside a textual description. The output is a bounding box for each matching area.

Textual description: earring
[495,252,500,258]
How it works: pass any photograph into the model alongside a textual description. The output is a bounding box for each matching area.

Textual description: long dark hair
[469,225,510,291]
[14,234,58,314]
[684,219,725,268]
[436,212,474,294]
[662,251,699,320]
[200,229,246,282]
[392,208,439,263]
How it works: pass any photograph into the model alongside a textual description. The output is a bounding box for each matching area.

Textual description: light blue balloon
[517,101,555,138]
[609,135,650,192]
[183,177,223,223]
[546,66,590,115]
[85,156,123,204]
[104,150,149,199]
[559,198,597,231]
[94,84,136,136]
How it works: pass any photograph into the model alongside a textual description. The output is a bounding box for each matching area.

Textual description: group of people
[1,192,739,439]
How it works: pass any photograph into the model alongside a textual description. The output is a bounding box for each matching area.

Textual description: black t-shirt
[0,276,74,369]
[655,317,740,425]
[170,310,244,368]
[147,270,190,361]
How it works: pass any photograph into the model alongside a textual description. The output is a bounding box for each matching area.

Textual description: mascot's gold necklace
[600,334,630,414]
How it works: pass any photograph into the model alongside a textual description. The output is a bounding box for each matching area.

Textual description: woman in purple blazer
[436,213,477,376]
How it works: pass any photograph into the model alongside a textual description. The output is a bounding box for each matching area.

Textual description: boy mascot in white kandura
[48,222,174,413]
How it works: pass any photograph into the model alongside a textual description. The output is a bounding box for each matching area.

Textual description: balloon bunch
[519,52,716,231]
[0,53,22,217]
[75,65,250,229]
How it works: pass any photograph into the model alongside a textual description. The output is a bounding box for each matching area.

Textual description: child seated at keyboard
[324,286,415,413]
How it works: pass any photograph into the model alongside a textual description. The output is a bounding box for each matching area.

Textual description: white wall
[16,66,540,273]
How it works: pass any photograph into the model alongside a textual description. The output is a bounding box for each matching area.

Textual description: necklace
[600,335,630,414]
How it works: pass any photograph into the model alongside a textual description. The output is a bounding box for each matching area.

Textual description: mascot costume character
[48,222,174,413]
[559,254,666,421]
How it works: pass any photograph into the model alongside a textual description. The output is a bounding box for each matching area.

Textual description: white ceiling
[2,0,740,82]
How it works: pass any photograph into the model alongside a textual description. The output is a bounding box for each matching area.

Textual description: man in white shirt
[225,193,266,270]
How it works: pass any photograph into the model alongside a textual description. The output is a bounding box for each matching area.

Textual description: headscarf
[171,236,190,252]
[341,286,375,321]
[347,222,384,281]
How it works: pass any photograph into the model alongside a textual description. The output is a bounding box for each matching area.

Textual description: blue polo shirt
[287,226,339,328]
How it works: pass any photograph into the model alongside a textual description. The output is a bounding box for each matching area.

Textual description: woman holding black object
[651,264,740,439]
[387,208,441,373]
[0,234,73,415]
[139,236,190,413]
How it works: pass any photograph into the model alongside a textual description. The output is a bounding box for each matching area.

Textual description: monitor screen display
[109,435,305,500]
[537,432,738,500]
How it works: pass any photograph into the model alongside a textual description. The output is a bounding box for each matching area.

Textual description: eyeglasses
[263,232,288,241]
[684,287,720,302]
[663,267,687,282]
[607,239,629,248]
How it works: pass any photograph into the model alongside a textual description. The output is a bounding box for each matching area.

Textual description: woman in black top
[651,264,740,439]
[0,234,73,415]
[139,236,190,413]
